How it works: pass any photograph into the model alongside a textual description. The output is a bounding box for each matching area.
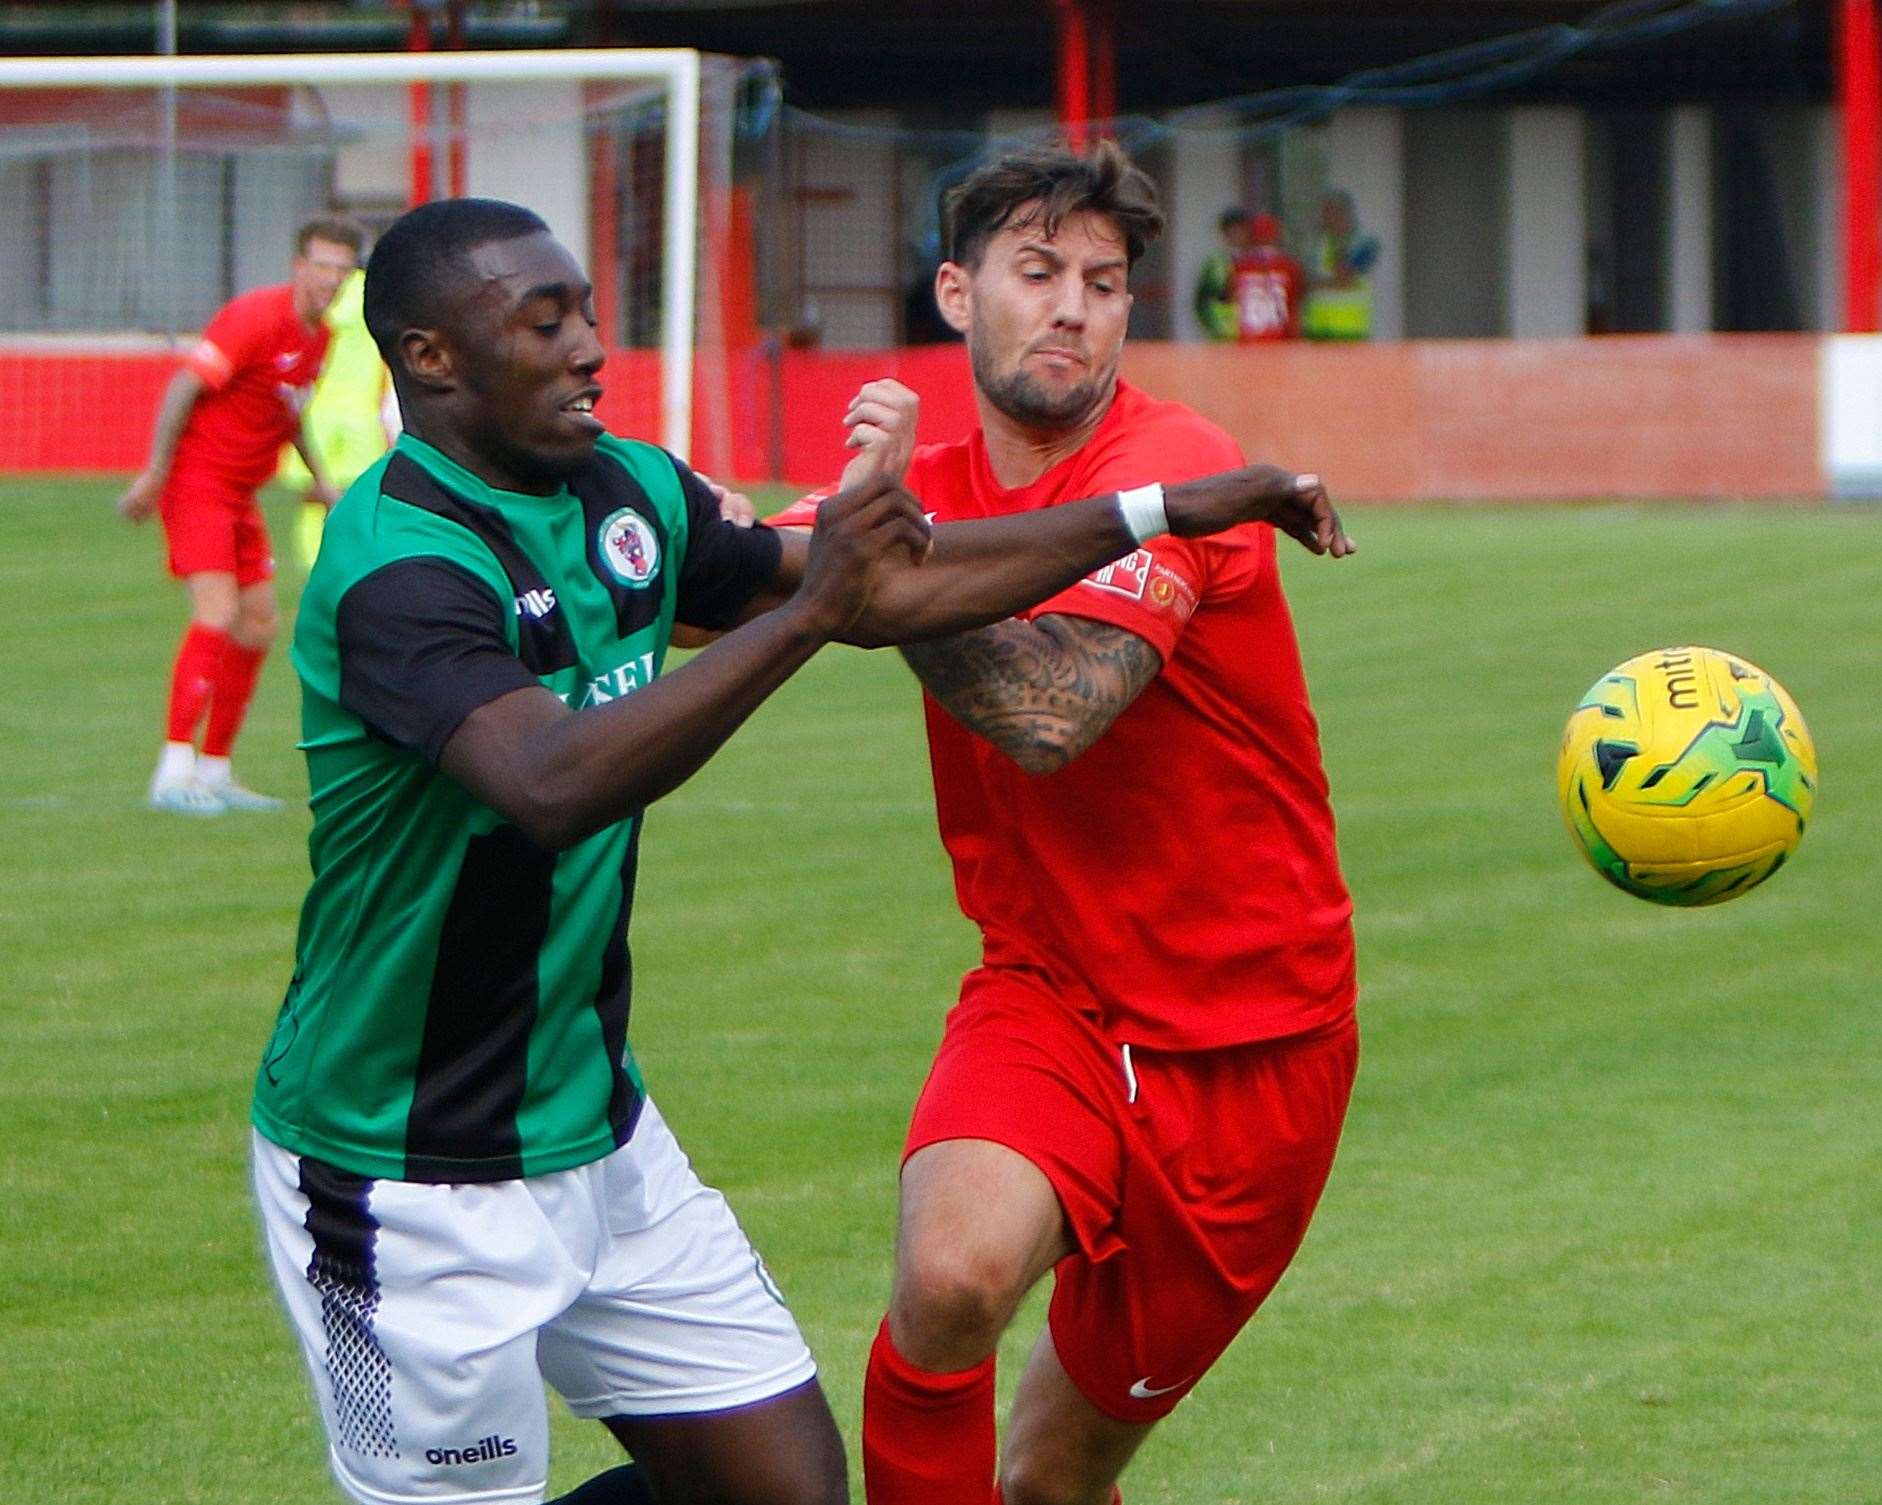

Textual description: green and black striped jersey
[252,432,782,1183]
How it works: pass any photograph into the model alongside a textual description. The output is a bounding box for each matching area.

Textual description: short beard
[970,331,1111,431]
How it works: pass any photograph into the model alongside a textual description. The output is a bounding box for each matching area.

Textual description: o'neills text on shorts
[425,1435,519,1467]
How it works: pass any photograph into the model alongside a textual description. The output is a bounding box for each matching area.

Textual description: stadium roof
[589,1,1827,112]
[0,2,1827,112]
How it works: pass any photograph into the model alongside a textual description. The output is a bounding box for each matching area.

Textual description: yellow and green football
[1557,646,1817,907]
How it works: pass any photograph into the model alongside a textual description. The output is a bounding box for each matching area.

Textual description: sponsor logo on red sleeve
[1147,560,1201,622]
[1081,549,1151,599]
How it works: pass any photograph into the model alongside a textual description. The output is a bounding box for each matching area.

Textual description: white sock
[155,741,196,785]
[197,754,233,787]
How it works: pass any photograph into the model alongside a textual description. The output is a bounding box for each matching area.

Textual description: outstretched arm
[442,603,833,849]
[839,463,1351,646]
[743,379,1353,648]
[900,614,1161,774]
[429,478,929,850]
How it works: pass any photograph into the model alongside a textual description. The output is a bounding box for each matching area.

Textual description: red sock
[863,1318,996,1505]
[202,639,266,758]
[165,623,230,746]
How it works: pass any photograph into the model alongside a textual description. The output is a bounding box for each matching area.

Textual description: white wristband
[1116,482,1168,545]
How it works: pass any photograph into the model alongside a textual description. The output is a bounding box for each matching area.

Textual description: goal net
[0,49,755,481]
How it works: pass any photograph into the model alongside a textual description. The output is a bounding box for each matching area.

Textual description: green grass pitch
[2,477,1877,1503]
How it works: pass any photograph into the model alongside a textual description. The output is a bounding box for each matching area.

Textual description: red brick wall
[2,334,1823,500]
[1121,335,1821,500]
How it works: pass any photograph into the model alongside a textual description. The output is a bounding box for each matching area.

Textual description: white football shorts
[252,1099,817,1505]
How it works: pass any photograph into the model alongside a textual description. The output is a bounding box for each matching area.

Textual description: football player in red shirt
[767,143,1358,1505]
[1232,211,1307,341]
[119,216,363,814]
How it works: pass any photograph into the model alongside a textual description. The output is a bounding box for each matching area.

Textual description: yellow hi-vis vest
[1301,234,1373,341]
[279,270,392,491]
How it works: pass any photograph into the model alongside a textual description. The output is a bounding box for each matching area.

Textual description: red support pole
[446,84,467,199]
[1088,0,1117,138]
[446,0,467,200]
[1840,0,1881,332]
[406,8,433,208]
[1052,0,1090,151]
[588,92,620,348]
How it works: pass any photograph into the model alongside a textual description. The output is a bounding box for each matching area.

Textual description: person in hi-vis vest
[278,267,399,565]
[1193,207,1250,341]
[1301,190,1380,342]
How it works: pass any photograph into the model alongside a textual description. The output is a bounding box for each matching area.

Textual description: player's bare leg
[150,569,242,813]
[196,576,283,809]
[191,575,282,812]
[230,576,280,651]
[891,1139,1069,1367]
[864,1139,1070,1505]
[890,1141,1152,1505]
[600,1378,847,1505]
[999,1328,1153,1505]
[184,568,241,633]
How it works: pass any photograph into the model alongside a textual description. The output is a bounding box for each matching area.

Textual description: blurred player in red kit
[1233,211,1306,341]
[119,216,363,813]
[769,141,1357,1505]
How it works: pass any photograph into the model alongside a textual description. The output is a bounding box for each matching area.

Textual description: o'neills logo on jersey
[515,587,557,619]
[425,1435,518,1467]
[598,506,660,587]
[575,650,657,709]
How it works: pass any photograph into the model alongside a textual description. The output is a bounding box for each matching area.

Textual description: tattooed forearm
[900,614,1161,774]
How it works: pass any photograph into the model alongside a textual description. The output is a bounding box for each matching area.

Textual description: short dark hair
[941,140,1165,270]
[296,215,366,257]
[1218,207,1249,232]
[363,198,549,365]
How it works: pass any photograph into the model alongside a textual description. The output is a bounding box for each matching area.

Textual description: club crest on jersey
[598,507,660,587]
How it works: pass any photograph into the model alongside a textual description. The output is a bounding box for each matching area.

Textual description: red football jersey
[775,381,1356,1049]
[1232,250,1306,341]
[170,284,331,493]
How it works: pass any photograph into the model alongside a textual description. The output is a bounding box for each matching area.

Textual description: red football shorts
[904,965,1357,1423]
[159,469,274,586]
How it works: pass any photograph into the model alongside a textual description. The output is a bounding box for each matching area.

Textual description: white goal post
[0,48,704,460]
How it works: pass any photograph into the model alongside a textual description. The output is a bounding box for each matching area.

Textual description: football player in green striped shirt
[249,196,1344,1505]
